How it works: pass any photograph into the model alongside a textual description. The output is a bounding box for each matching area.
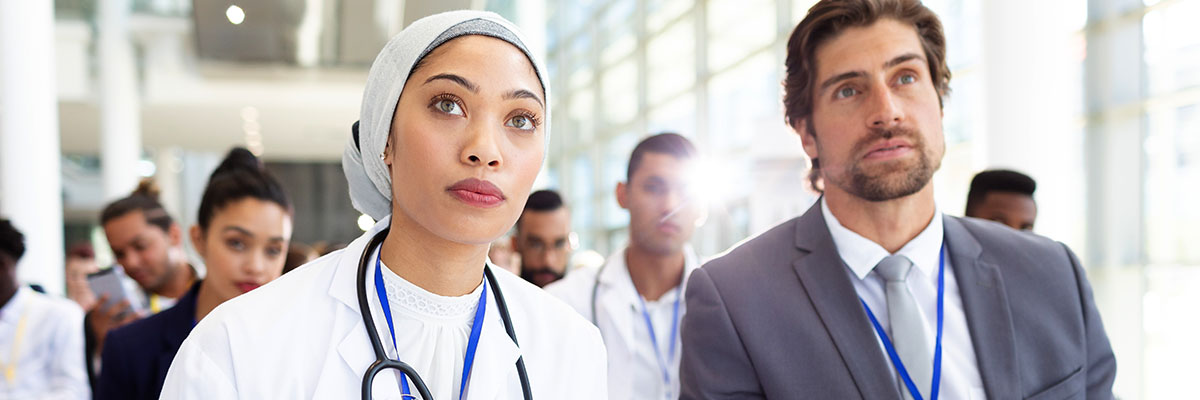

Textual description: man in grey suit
[678,0,1116,399]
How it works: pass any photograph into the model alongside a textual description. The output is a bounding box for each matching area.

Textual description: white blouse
[376,256,484,400]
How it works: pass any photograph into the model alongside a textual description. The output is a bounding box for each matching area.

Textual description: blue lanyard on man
[859,244,946,400]
[635,283,682,400]
[374,252,487,400]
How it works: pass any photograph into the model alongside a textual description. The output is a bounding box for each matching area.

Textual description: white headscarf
[343,10,551,220]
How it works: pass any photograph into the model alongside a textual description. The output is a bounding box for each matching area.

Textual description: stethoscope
[356,228,533,400]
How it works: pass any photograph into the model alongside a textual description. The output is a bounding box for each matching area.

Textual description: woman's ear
[382,134,394,166]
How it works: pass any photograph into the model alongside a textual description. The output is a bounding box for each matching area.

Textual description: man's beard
[520,267,564,287]
[822,126,939,202]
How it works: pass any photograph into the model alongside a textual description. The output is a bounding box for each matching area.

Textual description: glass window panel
[568,86,595,143]
[601,0,636,39]
[941,70,983,145]
[1143,1,1200,96]
[792,0,818,23]
[647,0,692,33]
[925,0,985,71]
[1144,102,1200,265]
[568,64,594,89]
[647,17,696,105]
[708,0,776,72]
[563,2,595,38]
[601,34,636,66]
[570,31,594,71]
[648,92,696,137]
[601,59,639,125]
[571,154,596,230]
[603,132,639,228]
[708,52,777,150]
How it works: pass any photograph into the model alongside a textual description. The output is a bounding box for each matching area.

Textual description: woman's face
[191,198,292,302]
[385,35,545,246]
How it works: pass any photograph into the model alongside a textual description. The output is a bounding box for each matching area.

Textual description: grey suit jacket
[679,202,1116,399]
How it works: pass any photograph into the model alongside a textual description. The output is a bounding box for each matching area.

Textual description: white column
[981,0,1087,251]
[98,0,142,200]
[0,0,66,294]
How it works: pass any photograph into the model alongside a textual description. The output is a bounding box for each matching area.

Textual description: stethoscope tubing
[356,228,532,400]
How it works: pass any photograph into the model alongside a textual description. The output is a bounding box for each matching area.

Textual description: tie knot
[874,254,914,282]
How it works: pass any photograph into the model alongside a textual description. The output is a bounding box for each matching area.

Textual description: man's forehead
[520,208,570,227]
[633,153,695,179]
[814,18,926,79]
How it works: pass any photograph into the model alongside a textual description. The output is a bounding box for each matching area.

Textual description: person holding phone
[95,148,293,400]
[161,11,607,399]
[0,219,90,399]
[86,179,199,376]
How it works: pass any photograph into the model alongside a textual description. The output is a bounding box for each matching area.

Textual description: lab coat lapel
[321,217,403,397]
[596,251,639,352]
[463,284,522,400]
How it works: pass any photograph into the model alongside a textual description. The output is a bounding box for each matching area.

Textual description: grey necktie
[874,255,931,400]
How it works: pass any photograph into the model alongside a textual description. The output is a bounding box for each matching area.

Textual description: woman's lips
[235,282,261,293]
[447,178,505,208]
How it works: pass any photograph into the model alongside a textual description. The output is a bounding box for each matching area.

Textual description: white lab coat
[160,217,608,399]
[544,245,700,400]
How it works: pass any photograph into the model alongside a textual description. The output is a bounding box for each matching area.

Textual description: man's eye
[897,74,916,85]
[835,87,858,99]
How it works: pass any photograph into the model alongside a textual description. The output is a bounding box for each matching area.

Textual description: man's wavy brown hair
[784,0,951,129]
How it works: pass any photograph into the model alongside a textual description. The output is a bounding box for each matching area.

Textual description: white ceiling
[55,0,479,162]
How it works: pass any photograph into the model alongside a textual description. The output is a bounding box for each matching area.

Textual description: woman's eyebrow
[504,89,544,108]
[424,73,479,93]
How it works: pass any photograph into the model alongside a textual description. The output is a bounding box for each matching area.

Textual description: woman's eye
[506,115,535,130]
[435,99,463,115]
[266,247,282,257]
[225,239,245,251]
[835,87,858,99]
[897,74,916,85]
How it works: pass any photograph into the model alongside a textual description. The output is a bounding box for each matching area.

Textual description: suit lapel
[791,204,898,399]
[943,217,1019,399]
[159,282,201,382]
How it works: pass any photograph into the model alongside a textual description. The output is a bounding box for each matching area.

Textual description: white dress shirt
[0,287,90,400]
[821,199,988,400]
[545,245,700,400]
[376,249,484,400]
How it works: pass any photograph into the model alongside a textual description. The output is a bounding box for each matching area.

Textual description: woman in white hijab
[160,11,607,399]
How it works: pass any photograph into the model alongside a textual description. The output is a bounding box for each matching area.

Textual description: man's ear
[616,181,629,210]
[794,118,820,161]
[188,225,206,259]
[167,223,184,246]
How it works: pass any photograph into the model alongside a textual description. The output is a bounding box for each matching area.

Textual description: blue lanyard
[635,284,683,395]
[374,253,487,400]
[859,244,945,400]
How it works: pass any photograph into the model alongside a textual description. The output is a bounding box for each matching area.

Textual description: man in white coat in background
[546,133,703,400]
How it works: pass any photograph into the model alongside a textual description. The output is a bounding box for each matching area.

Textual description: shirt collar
[821,197,944,281]
[0,286,29,324]
[599,243,701,303]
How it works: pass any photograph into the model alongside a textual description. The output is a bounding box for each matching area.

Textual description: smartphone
[86,267,143,314]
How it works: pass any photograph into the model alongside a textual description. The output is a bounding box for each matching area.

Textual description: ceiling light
[226,5,245,25]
